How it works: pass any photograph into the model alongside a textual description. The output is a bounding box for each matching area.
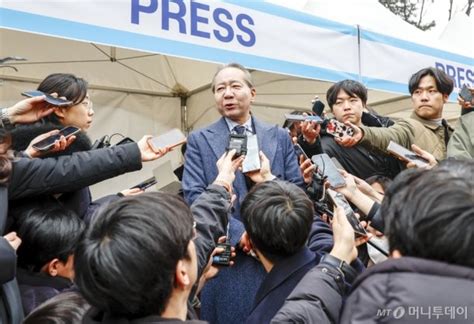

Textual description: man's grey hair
[211,63,254,93]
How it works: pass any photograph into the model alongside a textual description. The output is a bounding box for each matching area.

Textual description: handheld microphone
[312,99,325,116]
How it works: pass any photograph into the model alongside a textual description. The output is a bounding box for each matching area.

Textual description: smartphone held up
[32,126,80,151]
[147,129,187,153]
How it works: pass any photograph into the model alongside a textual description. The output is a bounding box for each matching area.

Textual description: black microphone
[91,135,110,150]
[312,99,325,116]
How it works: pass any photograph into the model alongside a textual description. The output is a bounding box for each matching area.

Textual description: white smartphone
[147,129,186,153]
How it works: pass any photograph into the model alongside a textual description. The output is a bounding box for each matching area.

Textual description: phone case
[386,141,428,168]
[326,119,354,138]
[148,129,186,153]
[459,85,473,103]
[312,153,346,188]
[327,189,367,237]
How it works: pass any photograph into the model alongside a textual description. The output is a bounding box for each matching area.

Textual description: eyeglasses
[82,100,93,112]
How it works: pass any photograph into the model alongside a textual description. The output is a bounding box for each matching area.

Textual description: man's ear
[391,250,402,259]
[250,88,256,102]
[174,260,191,290]
[240,231,253,253]
[53,106,66,120]
[44,258,61,277]
[443,94,449,103]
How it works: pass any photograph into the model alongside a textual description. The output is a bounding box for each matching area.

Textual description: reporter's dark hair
[38,73,88,106]
[382,160,474,267]
[16,206,85,272]
[408,67,454,96]
[326,79,368,109]
[23,291,90,324]
[74,192,194,318]
[241,180,314,263]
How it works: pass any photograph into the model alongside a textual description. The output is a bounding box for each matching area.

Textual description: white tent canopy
[1,0,471,197]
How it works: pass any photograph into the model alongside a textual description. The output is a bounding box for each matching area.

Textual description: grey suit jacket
[183,116,303,244]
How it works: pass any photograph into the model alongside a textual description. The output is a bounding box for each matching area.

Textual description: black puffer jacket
[8,122,116,226]
[273,257,474,323]
[340,257,474,323]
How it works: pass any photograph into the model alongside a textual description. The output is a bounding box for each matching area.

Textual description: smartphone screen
[327,189,367,237]
[284,114,323,123]
[312,153,346,188]
[21,90,73,107]
[32,126,80,151]
[459,84,473,103]
[386,141,428,168]
[294,143,310,161]
[148,129,186,153]
[242,134,261,173]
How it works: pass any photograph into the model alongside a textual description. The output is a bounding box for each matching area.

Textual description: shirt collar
[225,116,253,133]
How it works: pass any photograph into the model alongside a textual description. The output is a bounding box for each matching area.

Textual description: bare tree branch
[448,0,454,20]
[467,0,473,16]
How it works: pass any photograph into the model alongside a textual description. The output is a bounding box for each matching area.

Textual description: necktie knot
[233,125,246,135]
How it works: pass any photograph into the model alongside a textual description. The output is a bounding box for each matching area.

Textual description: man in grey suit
[182,63,303,324]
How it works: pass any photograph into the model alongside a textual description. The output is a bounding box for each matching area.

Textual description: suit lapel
[253,117,278,164]
[203,117,230,160]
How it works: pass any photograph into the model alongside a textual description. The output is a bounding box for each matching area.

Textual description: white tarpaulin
[1,0,472,197]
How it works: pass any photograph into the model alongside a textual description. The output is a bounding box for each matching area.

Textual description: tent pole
[357,24,362,82]
[180,96,189,135]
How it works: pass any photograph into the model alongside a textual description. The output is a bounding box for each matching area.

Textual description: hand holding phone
[284,113,323,123]
[327,189,368,238]
[326,119,354,138]
[147,129,186,153]
[22,90,73,107]
[387,141,429,168]
[459,84,473,107]
[31,126,80,151]
[312,153,346,189]
[130,176,157,190]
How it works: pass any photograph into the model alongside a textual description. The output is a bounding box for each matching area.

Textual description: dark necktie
[233,125,246,135]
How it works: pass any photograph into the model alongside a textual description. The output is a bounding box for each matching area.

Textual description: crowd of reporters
[0,65,472,324]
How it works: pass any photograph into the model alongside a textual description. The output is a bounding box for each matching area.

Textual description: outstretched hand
[7,96,54,125]
[407,144,437,169]
[246,151,275,183]
[25,130,76,158]
[138,136,171,161]
[335,121,363,148]
[214,149,245,187]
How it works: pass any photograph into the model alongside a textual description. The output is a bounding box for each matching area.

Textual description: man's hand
[407,144,438,169]
[352,174,384,202]
[214,149,245,187]
[196,236,236,294]
[6,96,54,125]
[335,122,363,147]
[138,135,170,161]
[330,207,370,263]
[299,155,316,184]
[119,188,144,196]
[246,151,275,183]
[3,232,21,251]
[335,170,358,200]
[300,113,321,145]
[25,130,76,158]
